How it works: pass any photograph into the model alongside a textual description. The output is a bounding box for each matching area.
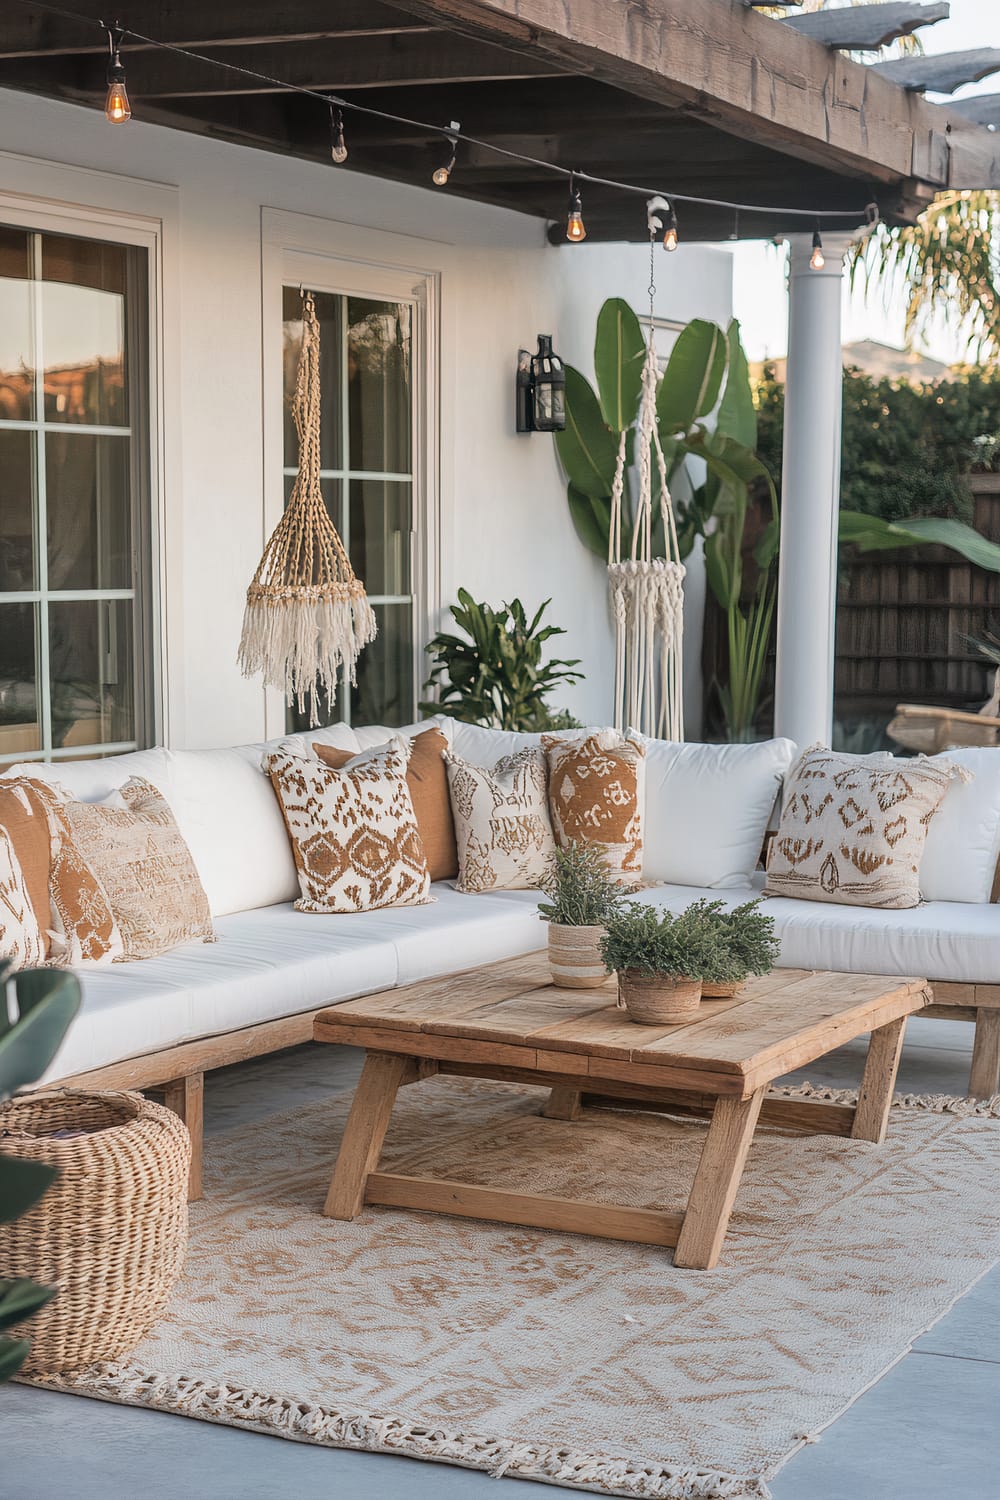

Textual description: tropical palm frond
[753,0,923,56]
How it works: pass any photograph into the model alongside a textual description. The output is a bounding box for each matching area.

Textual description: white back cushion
[271,722,361,761]
[449,721,575,767]
[633,734,797,887]
[354,715,454,750]
[920,746,1000,903]
[2,748,172,801]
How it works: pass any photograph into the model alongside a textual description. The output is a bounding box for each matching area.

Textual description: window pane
[42,279,126,426]
[49,598,134,749]
[0,429,35,590]
[46,431,131,590]
[41,234,126,293]
[351,604,413,726]
[0,602,40,760]
[347,298,411,474]
[349,479,411,596]
[283,286,343,470]
[0,226,34,423]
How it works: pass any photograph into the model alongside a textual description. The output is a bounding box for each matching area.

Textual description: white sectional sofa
[8,717,1000,1197]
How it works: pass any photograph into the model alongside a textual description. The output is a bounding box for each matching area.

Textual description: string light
[566,176,586,242]
[432,121,460,186]
[14,0,874,233]
[104,24,130,123]
[329,104,347,164]
[810,228,825,270]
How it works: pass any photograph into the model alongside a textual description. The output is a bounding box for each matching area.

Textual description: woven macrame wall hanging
[238,292,376,721]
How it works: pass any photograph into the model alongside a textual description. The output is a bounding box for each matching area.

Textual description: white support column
[773,232,854,748]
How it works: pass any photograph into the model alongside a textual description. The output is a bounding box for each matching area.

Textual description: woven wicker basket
[0,1090,190,1375]
[548,923,610,989]
[701,980,745,999]
[618,970,702,1025]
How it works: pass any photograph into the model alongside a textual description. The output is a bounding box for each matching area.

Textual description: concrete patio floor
[4,1013,998,1500]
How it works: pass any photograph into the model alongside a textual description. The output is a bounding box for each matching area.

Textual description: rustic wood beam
[0,33,568,98]
[872,48,1000,94]
[783,2,949,52]
[0,0,432,57]
[387,0,1000,193]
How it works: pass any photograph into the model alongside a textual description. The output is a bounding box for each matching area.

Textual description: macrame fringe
[238,590,377,714]
[26,1365,772,1499]
[767,1081,1000,1118]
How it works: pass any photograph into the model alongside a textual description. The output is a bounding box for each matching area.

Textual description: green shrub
[600,898,778,982]
[538,842,625,927]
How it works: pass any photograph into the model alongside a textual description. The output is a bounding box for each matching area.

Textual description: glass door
[282,286,414,729]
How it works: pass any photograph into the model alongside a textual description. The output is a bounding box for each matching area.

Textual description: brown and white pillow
[49,777,215,963]
[267,740,431,914]
[444,747,556,893]
[542,729,644,883]
[0,777,62,959]
[0,825,47,969]
[765,744,969,909]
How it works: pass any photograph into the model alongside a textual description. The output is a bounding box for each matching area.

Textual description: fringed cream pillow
[266,739,431,914]
[49,777,215,963]
[542,728,644,883]
[445,747,556,892]
[765,744,969,909]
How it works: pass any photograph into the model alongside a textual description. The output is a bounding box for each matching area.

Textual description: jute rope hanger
[606,200,686,740]
[238,290,376,721]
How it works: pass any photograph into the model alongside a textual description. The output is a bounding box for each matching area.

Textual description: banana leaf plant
[0,962,81,1381]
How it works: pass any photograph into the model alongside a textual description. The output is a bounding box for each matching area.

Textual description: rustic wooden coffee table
[314,956,930,1269]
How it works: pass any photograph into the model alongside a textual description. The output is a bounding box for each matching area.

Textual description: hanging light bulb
[432,122,460,186]
[566,176,586,242]
[810,229,825,271]
[663,205,679,252]
[329,104,348,164]
[104,25,131,123]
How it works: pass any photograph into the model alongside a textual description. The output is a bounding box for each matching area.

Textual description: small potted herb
[538,842,624,988]
[601,899,777,1025]
[702,900,781,998]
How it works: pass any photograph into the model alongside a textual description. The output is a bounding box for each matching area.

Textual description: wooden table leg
[673,1088,765,1270]
[969,1011,1000,1101]
[851,1016,906,1143]
[323,1052,411,1220]
[542,1085,583,1120]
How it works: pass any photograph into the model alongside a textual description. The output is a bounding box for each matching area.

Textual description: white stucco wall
[0,88,732,745]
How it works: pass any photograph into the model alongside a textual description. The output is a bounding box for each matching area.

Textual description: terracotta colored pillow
[0,825,47,968]
[541,729,645,884]
[314,727,457,882]
[0,778,60,955]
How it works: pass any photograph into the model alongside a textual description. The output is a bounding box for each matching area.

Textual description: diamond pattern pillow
[444,747,556,893]
[765,744,968,909]
[542,729,644,883]
[266,739,431,914]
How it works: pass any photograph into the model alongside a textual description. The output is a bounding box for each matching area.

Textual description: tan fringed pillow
[541,729,644,883]
[765,744,969,909]
[267,740,431,914]
[445,747,556,892]
[49,777,215,963]
[314,727,457,882]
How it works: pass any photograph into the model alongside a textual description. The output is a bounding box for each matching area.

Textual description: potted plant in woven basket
[601,899,777,1025]
[701,899,781,998]
[538,841,624,988]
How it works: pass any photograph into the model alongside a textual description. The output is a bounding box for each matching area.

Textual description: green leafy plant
[421,588,583,731]
[538,842,625,927]
[601,898,777,982]
[0,961,81,1381]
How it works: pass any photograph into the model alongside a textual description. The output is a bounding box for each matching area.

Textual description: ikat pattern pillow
[266,740,431,914]
[444,747,556,893]
[0,825,47,969]
[765,744,969,910]
[541,729,644,883]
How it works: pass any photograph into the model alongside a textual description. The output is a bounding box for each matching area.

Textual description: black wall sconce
[516,334,566,433]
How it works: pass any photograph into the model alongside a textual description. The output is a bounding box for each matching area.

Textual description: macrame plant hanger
[238,290,376,723]
[607,199,686,740]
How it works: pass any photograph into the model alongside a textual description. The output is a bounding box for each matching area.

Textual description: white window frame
[0,188,165,759]
[261,208,440,737]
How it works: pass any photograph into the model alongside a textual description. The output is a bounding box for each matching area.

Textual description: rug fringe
[27,1364,772,1499]
[767,1083,1000,1118]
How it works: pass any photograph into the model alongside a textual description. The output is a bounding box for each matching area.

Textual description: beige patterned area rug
[33,1080,1000,1499]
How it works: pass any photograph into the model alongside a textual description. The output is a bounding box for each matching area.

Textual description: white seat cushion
[382,882,546,985]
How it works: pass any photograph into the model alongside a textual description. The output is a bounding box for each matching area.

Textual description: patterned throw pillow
[266,740,431,914]
[313,726,458,883]
[765,744,969,909]
[444,747,556,893]
[542,729,644,883]
[0,825,47,969]
[0,778,61,958]
[49,777,215,963]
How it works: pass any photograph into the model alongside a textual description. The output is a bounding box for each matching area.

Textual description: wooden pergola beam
[386,0,999,193]
[782,2,950,52]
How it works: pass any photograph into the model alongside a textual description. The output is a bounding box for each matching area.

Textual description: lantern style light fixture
[516,335,566,433]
